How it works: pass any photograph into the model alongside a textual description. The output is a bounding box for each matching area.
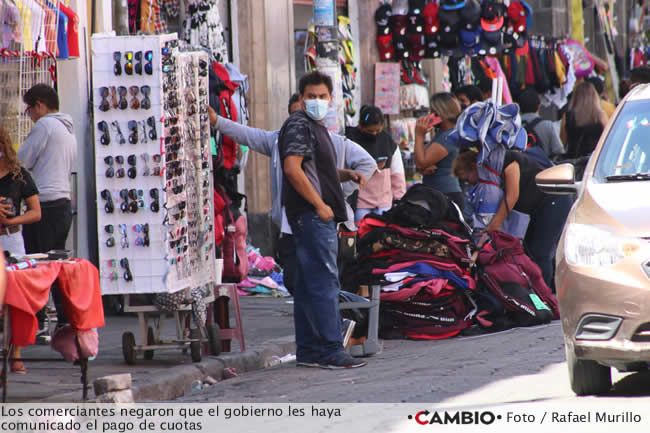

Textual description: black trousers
[23,199,73,326]
[23,199,73,254]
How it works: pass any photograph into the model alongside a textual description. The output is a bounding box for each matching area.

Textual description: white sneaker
[341,319,356,348]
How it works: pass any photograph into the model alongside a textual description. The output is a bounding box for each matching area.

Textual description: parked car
[536,84,650,396]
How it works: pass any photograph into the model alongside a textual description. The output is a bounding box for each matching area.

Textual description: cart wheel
[190,328,202,363]
[207,323,222,356]
[122,332,137,365]
[144,326,155,360]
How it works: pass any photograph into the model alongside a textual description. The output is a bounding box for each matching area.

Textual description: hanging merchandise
[375,0,533,62]
[91,34,216,295]
[210,61,239,171]
[183,0,229,63]
[3,0,77,58]
[454,81,528,235]
[338,16,359,126]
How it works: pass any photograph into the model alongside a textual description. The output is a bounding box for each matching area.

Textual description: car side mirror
[535,163,579,195]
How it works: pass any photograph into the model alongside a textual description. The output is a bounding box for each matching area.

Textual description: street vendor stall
[91,33,220,364]
[1,258,104,402]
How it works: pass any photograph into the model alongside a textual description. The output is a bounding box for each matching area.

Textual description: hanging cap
[407,11,425,34]
[460,0,481,30]
[393,34,411,59]
[375,4,393,35]
[376,34,395,61]
[439,9,461,31]
[507,1,527,34]
[423,2,440,34]
[425,34,441,58]
[408,34,426,60]
[409,0,427,15]
[460,27,482,49]
[441,0,466,11]
[391,14,409,36]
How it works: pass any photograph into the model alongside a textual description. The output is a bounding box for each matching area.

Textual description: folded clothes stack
[343,184,476,340]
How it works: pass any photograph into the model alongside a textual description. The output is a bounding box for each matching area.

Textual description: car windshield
[594,100,650,181]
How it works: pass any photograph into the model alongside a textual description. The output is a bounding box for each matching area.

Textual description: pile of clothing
[236,246,289,297]
[343,185,476,340]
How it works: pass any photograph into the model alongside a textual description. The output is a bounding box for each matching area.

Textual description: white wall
[58,0,94,259]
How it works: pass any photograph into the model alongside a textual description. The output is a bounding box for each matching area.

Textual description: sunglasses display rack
[91,33,216,295]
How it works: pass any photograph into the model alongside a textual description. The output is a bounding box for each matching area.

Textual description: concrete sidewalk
[1,297,295,402]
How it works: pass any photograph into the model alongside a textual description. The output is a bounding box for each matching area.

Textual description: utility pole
[313,0,344,132]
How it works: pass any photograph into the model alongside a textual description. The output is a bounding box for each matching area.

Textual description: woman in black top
[561,81,608,160]
[453,150,572,290]
[0,125,41,376]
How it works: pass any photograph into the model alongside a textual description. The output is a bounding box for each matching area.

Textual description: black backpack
[522,118,554,169]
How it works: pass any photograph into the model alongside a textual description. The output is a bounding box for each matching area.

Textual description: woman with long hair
[414,92,465,210]
[0,125,41,376]
[346,105,406,222]
[560,81,608,160]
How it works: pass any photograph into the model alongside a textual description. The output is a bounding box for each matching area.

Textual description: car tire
[566,344,612,396]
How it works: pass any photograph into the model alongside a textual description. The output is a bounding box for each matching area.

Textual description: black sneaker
[341,318,356,348]
[319,352,367,370]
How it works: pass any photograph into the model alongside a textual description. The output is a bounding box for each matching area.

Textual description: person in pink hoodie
[346,105,406,222]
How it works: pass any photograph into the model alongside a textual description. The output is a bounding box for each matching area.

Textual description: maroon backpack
[477,231,559,326]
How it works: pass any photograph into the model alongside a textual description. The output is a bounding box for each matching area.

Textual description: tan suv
[536,84,650,396]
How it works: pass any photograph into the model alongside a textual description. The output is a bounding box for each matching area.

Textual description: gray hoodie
[18,113,78,202]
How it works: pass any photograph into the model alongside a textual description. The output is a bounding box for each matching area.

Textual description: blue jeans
[289,210,344,362]
[524,195,573,291]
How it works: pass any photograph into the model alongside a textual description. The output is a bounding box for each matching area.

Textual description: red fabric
[56,259,105,331]
[477,231,559,319]
[211,62,239,170]
[5,263,61,346]
[214,189,227,246]
[380,278,448,302]
[4,259,104,346]
[59,3,80,57]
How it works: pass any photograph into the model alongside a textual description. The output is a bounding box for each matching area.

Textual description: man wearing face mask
[208,96,376,296]
[278,71,367,369]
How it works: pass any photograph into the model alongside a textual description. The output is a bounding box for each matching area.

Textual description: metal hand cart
[120,288,222,365]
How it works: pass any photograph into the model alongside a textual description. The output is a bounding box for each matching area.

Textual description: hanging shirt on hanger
[59,2,79,57]
[29,0,45,52]
[56,6,69,59]
[141,0,166,34]
[1,0,21,48]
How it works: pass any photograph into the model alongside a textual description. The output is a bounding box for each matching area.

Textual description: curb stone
[35,337,296,403]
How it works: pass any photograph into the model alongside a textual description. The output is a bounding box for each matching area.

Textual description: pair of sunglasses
[101,189,114,213]
[120,258,133,281]
[97,121,110,145]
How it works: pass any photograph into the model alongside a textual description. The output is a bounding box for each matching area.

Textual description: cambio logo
[408,410,500,425]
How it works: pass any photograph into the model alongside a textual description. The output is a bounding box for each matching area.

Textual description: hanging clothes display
[3,0,79,58]
[183,0,229,63]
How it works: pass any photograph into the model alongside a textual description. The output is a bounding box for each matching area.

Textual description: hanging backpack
[210,62,239,170]
[522,118,554,169]
[477,231,558,327]
[215,185,248,283]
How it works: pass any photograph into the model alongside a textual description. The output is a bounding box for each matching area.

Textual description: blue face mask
[304,98,330,121]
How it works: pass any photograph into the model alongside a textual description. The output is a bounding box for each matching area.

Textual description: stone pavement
[0,297,296,402]
[179,322,569,403]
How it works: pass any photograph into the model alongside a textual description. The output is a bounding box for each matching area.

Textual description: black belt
[40,198,71,208]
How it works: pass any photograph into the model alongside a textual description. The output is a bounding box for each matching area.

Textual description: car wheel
[566,344,612,396]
